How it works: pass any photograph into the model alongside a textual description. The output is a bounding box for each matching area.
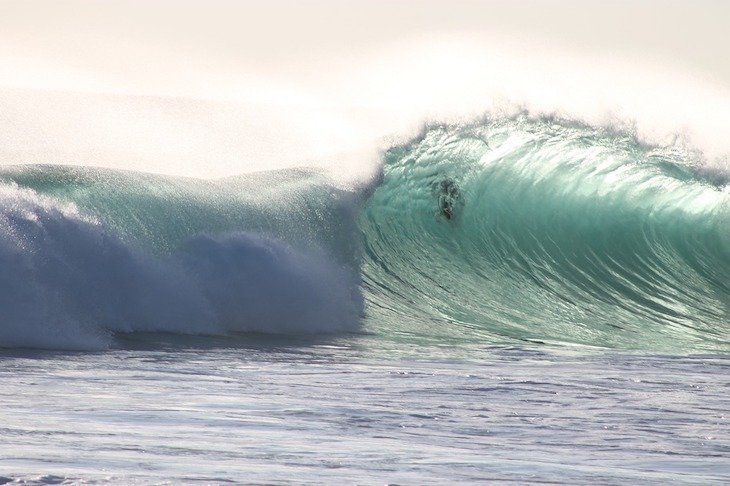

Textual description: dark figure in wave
[435,178,461,221]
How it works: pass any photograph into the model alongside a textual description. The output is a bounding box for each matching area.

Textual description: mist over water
[2,28,729,182]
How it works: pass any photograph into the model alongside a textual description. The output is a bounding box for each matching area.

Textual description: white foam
[0,184,362,350]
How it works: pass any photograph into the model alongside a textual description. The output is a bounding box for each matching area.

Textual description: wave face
[0,116,728,351]
[360,116,729,351]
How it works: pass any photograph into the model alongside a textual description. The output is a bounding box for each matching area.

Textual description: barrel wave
[360,116,729,351]
[0,116,728,351]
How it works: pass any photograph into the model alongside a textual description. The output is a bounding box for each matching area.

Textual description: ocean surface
[0,115,728,483]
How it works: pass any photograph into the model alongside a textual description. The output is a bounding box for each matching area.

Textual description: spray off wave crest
[0,115,728,351]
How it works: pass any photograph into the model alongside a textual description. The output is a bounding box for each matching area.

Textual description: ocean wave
[360,115,729,350]
[0,115,727,351]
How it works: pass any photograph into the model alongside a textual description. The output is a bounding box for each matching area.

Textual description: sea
[0,115,728,484]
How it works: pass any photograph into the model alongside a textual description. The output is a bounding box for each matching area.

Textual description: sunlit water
[1,338,727,484]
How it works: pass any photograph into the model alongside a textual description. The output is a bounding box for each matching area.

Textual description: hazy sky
[0,0,728,177]
[2,0,728,88]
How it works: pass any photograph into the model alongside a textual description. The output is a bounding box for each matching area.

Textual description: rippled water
[1,340,727,484]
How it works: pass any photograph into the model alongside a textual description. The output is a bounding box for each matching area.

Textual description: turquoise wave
[0,115,727,351]
[360,116,729,350]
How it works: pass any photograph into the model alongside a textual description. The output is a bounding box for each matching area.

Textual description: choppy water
[0,115,728,483]
[1,342,728,484]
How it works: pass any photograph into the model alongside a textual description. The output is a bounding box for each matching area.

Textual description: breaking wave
[361,116,729,351]
[0,115,727,351]
[0,169,364,349]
